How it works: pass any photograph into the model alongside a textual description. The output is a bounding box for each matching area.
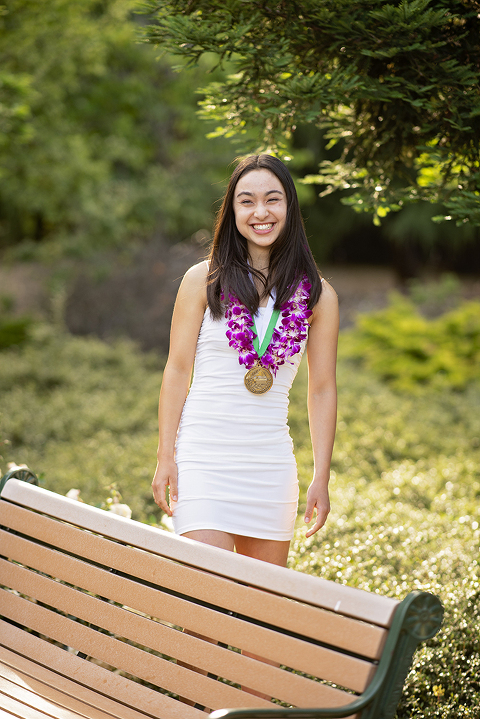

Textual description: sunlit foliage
[340,295,480,391]
[1,308,479,715]
[144,0,480,228]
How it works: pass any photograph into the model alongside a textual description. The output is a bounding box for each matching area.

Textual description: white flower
[66,489,81,501]
[108,503,132,519]
[160,514,174,532]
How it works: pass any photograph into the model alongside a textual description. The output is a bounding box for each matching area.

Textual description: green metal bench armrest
[0,467,39,496]
[210,591,443,719]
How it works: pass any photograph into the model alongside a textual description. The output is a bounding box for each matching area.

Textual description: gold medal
[244,362,273,394]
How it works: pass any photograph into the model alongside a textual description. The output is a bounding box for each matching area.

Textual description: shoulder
[310,279,338,323]
[184,259,209,285]
[319,278,338,303]
[307,278,339,358]
[176,260,208,308]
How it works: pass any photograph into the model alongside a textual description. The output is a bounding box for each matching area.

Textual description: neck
[248,248,270,273]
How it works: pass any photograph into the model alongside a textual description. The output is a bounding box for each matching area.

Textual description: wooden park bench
[0,469,443,719]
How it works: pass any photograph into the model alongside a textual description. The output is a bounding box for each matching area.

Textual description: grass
[1,321,479,717]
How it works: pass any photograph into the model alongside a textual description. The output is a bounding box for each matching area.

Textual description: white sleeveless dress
[172,303,308,541]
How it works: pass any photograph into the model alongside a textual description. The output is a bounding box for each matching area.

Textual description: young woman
[152,154,339,568]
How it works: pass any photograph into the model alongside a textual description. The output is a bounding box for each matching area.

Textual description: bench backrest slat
[0,500,387,660]
[1,480,398,625]
[0,530,373,697]
[3,479,424,719]
[1,565,360,713]
[0,662,116,719]
[0,478,444,719]
[1,582,272,713]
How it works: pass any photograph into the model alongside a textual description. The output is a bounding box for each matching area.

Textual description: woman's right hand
[152,459,178,516]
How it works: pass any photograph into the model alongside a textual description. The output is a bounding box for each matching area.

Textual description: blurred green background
[1,0,479,351]
[1,2,479,717]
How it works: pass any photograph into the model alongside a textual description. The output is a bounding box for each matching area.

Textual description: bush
[0,294,33,349]
[340,295,480,392]
[1,322,479,716]
[290,515,479,717]
[289,359,480,718]
[0,323,163,522]
[0,315,32,349]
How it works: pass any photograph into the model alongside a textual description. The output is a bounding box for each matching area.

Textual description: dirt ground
[1,249,479,351]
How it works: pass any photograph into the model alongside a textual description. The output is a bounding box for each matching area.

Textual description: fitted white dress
[172,301,308,541]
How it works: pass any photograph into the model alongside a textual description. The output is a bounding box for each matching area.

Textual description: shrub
[407,273,462,318]
[1,323,479,716]
[0,323,163,522]
[290,516,480,718]
[0,316,32,349]
[0,294,33,349]
[289,360,480,718]
[340,295,480,392]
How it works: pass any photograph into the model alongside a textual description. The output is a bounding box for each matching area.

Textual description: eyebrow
[236,189,284,198]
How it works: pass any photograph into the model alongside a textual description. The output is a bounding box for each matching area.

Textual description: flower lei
[223,276,312,376]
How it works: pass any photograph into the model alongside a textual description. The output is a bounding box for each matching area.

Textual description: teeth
[253,223,273,230]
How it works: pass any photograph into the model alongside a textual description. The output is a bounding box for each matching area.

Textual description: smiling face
[233,169,287,262]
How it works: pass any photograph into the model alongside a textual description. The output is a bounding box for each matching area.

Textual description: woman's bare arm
[304,280,339,537]
[152,261,208,515]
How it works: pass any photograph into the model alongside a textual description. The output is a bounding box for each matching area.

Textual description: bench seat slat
[0,534,375,694]
[0,502,387,660]
[0,483,398,626]
[0,623,202,719]
[0,653,152,719]
[0,691,79,719]
[0,674,114,719]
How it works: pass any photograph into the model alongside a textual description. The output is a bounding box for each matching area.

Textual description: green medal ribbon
[252,309,280,358]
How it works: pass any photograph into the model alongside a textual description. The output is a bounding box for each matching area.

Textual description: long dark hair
[207,155,322,319]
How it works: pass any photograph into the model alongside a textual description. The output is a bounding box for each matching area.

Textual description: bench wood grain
[0,473,443,719]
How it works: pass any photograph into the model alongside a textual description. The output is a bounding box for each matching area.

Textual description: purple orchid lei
[223,276,312,376]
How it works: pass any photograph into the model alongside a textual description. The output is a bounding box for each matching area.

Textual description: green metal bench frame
[210,589,443,719]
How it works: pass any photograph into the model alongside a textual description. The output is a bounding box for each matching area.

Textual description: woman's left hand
[304,480,330,538]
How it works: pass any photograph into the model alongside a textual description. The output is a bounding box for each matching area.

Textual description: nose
[254,202,269,220]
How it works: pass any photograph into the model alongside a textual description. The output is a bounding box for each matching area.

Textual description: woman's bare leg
[180,532,289,701]
[182,529,235,552]
[234,536,290,699]
[178,530,235,710]
[233,536,290,567]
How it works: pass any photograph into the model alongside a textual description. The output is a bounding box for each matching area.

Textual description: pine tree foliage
[144,0,480,227]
